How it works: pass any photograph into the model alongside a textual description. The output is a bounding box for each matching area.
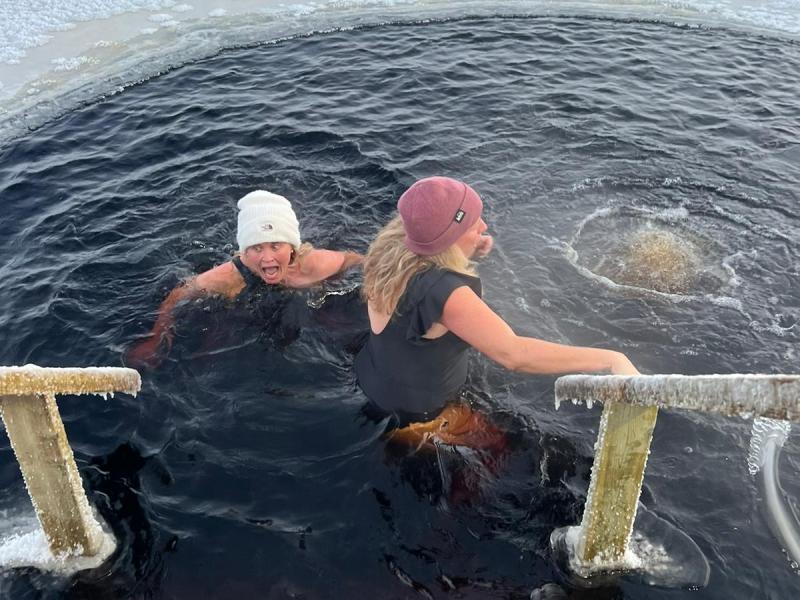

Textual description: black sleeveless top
[229,255,303,347]
[354,267,481,418]
[232,256,263,290]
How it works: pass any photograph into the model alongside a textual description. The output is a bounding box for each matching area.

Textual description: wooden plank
[556,373,800,571]
[556,374,800,421]
[0,366,140,397]
[578,402,659,566]
[0,393,104,556]
[0,366,138,560]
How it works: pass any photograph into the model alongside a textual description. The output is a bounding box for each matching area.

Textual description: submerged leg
[386,404,507,453]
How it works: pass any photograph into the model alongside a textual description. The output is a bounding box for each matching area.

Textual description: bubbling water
[568,206,732,298]
[612,227,702,294]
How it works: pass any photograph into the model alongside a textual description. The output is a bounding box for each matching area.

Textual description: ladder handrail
[556,374,800,421]
[0,365,141,397]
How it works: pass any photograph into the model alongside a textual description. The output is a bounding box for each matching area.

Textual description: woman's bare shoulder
[195,261,244,297]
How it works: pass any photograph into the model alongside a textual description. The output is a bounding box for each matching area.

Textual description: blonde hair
[294,241,314,265]
[362,215,476,315]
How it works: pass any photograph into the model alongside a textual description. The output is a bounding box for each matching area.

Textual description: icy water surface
[1,15,799,599]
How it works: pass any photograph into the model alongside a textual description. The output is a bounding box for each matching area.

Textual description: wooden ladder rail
[554,374,800,572]
[0,366,140,557]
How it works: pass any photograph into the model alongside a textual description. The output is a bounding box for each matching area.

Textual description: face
[241,242,294,284]
[454,217,488,258]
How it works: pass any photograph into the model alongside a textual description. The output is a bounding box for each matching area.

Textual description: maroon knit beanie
[397,176,483,256]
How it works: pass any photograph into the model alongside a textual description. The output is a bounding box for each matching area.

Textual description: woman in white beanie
[127,190,363,367]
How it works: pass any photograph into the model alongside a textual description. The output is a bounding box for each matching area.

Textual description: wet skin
[240,242,294,285]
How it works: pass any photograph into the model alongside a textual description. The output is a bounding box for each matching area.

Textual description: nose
[479,218,488,233]
[260,248,278,262]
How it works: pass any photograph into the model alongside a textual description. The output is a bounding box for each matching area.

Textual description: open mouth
[262,266,280,279]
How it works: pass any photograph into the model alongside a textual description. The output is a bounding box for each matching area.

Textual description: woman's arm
[125,282,200,367]
[125,263,241,367]
[440,286,639,375]
[293,249,364,287]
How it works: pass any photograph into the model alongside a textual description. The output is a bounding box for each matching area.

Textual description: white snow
[1,1,800,142]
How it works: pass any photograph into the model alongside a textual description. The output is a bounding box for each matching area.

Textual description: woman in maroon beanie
[354,176,639,448]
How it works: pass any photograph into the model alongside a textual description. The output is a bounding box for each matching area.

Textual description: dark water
[1,15,799,599]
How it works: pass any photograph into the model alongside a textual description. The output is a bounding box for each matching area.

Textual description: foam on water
[562,180,798,340]
[0,515,116,576]
[551,506,710,586]
[564,202,738,302]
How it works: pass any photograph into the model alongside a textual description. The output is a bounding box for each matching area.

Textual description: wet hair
[362,215,476,315]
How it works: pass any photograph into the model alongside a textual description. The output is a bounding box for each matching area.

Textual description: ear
[289,248,297,264]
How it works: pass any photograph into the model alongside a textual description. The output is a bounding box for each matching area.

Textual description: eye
[271,243,281,252]
[251,244,262,252]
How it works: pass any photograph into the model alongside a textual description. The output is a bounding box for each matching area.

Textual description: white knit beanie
[236,190,301,251]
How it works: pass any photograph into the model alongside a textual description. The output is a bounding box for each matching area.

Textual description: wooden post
[577,402,658,565]
[554,374,800,574]
[1,393,104,555]
[0,366,140,558]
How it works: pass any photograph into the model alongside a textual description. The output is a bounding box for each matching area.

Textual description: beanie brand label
[260,223,274,231]
[454,209,465,223]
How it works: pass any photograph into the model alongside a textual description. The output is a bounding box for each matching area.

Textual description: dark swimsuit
[231,255,263,289]
[354,267,482,424]
[173,257,364,360]
[227,256,303,347]
[230,256,367,351]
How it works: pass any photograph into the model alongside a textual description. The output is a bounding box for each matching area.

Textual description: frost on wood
[0,365,141,397]
[0,393,105,556]
[577,402,658,566]
[555,374,800,421]
[0,365,138,562]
